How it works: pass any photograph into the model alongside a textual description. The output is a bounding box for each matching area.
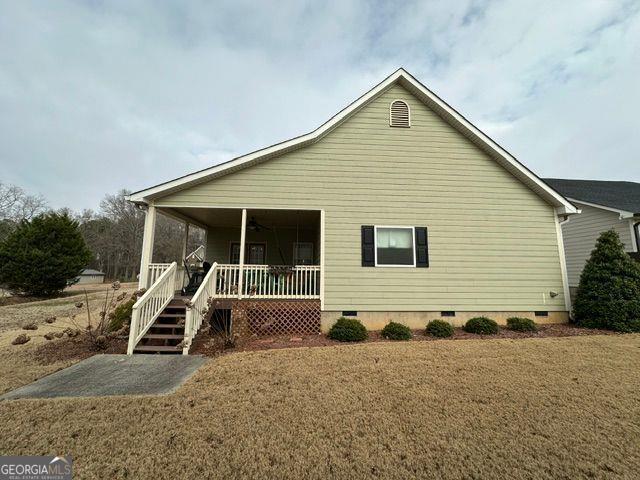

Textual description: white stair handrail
[182,262,218,354]
[127,261,178,355]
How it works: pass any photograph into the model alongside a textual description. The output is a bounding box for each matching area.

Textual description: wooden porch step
[150,323,184,329]
[158,313,186,318]
[134,345,182,353]
[143,333,184,340]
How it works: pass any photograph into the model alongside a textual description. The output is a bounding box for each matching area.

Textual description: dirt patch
[33,335,127,365]
[0,282,137,333]
[0,335,638,479]
[191,322,618,356]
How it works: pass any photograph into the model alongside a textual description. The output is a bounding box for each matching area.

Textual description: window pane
[376,228,414,265]
[294,242,313,264]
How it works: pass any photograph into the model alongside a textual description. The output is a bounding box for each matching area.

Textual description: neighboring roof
[128,68,577,215]
[81,269,105,276]
[544,178,640,217]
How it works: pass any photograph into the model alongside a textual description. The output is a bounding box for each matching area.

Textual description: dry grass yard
[1,335,639,479]
[0,283,136,393]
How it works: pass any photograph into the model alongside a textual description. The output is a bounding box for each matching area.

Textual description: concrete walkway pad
[1,354,207,400]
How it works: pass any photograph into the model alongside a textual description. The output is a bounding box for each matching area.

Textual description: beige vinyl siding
[158,83,566,312]
[561,202,634,287]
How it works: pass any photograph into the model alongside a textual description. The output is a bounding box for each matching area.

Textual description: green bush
[506,317,537,332]
[573,230,640,332]
[0,213,92,297]
[463,317,499,335]
[381,321,412,340]
[426,319,454,338]
[328,317,368,342]
[108,298,135,332]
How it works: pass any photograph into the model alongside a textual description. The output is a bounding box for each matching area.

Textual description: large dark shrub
[0,213,92,297]
[506,317,537,332]
[426,319,454,338]
[381,321,412,340]
[573,230,640,332]
[463,317,499,335]
[328,317,368,342]
[108,298,136,332]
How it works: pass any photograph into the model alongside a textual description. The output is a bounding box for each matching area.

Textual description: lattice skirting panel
[231,300,321,336]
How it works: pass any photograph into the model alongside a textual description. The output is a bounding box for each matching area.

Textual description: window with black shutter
[362,225,429,268]
[414,227,429,267]
[361,226,375,266]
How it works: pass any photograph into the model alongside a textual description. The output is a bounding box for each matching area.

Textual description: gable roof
[128,68,577,215]
[81,269,105,276]
[544,178,640,216]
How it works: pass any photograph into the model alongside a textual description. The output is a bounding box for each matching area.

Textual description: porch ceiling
[160,206,320,229]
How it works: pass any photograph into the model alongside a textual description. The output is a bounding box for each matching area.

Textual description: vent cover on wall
[389,100,410,127]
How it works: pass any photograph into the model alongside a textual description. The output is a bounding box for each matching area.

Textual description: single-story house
[76,269,106,285]
[544,178,640,295]
[125,68,578,354]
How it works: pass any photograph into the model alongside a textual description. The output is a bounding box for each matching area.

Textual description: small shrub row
[328,316,539,341]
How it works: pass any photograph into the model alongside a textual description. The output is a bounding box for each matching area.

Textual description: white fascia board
[127,68,577,214]
[568,198,636,218]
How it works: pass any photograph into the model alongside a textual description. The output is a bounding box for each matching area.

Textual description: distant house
[76,269,105,285]
[544,178,640,294]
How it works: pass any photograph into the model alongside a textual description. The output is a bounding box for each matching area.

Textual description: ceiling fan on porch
[247,216,271,232]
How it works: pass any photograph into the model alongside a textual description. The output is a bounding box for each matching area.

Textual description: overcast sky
[1,0,639,210]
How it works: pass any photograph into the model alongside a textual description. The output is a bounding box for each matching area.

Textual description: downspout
[634,221,640,253]
[554,209,573,317]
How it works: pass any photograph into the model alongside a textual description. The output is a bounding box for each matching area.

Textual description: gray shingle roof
[81,269,105,276]
[544,178,640,215]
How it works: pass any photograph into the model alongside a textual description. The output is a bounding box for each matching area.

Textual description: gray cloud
[0,0,638,209]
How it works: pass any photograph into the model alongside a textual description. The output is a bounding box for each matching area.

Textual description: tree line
[0,182,203,282]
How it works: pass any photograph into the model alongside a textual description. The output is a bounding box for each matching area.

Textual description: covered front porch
[128,205,324,354]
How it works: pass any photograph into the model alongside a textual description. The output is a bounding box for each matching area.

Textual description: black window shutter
[361,226,375,267]
[415,227,429,267]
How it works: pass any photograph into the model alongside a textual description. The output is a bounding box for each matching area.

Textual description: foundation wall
[321,310,569,332]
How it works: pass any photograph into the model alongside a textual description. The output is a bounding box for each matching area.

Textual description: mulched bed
[190,323,619,356]
[33,335,128,365]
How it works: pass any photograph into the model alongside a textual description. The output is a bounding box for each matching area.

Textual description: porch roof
[158,206,320,230]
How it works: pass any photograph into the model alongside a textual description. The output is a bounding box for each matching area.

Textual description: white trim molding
[320,209,325,311]
[126,68,577,215]
[567,198,636,218]
[374,225,417,267]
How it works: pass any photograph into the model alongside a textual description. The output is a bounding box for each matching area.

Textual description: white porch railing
[147,263,187,291]
[182,262,218,354]
[127,262,177,354]
[216,264,320,299]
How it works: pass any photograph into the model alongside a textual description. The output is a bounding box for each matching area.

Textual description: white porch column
[320,209,325,310]
[138,204,157,289]
[237,209,247,299]
[181,222,190,261]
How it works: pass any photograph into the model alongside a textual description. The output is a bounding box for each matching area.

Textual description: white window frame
[374,225,416,268]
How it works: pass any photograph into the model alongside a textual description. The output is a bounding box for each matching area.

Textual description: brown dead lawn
[1,335,639,479]
[0,283,135,393]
